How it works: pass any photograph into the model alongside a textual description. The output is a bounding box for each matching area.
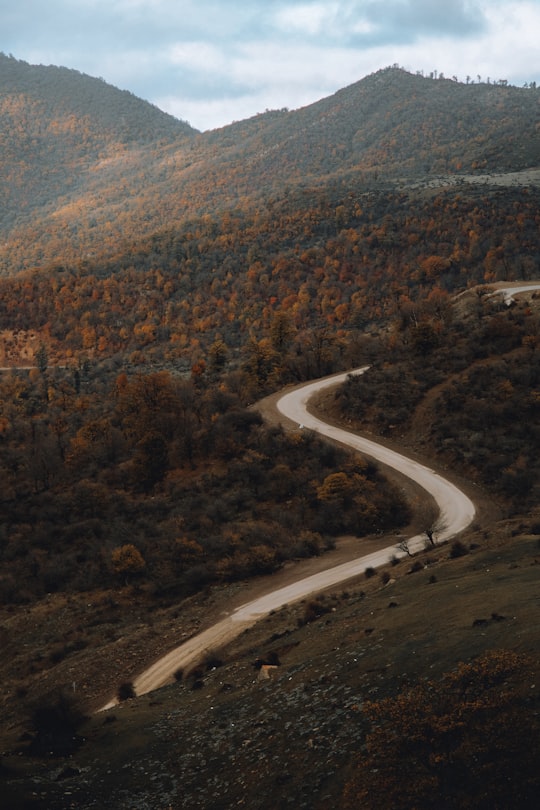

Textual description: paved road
[100,366,476,708]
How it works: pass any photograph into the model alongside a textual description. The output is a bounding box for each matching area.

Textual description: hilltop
[0,59,538,275]
[0,53,194,236]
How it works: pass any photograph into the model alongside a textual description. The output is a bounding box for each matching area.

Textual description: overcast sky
[2,1,539,131]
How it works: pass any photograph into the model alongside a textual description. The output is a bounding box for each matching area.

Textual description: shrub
[364,566,376,579]
[450,540,469,559]
[28,690,86,756]
[188,666,205,682]
[111,544,146,583]
[342,651,539,809]
[117,681,136,702]
[300,598,332,626]
[204,651,224,671]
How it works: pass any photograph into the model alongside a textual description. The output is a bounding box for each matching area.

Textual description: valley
[100,363,476,707]
[2,375,537,807]
[0,58,539,808]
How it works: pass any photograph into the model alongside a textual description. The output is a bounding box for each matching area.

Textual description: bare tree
[425,516,448,547]
[396,538,412,557]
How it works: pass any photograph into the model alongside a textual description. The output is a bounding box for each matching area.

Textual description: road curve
[276,367,475,546]
[99,367,476,709]
[488,282,540,305]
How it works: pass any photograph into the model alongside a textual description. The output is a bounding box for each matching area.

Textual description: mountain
[0,57,538,275]
[0,57,539,372]
[210,66,539,182]
[1,57,540,809]
[0,54,195,239]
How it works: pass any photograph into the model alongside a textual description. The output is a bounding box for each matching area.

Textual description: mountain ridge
[0,52,196,138]
[0,57,538,275]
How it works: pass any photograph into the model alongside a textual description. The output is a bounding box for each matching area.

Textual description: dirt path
[99,367,479,710]
[275,368,475,541]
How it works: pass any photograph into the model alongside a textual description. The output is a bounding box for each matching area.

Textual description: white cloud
[1,0,539,129]
[382,0,540,84]
[273,1,377,40]
[274,2,340,36]
[158,94,264,131]
[167,41,226,73]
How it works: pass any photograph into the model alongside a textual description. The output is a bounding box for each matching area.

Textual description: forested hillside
[0,53,194,234]
[330,284,540,507]
[0,54,539,594]
[0,360,409,605]
[0,57,538,276]
[1,55,540,810]
[0,183,538,380]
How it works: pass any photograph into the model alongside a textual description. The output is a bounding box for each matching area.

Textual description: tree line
[0,361,409,605]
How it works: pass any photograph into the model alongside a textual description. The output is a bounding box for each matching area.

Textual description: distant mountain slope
[0,53,196,232]
[312,67,539,175]
[0,53,196,140]
[0,59,538,275]
[210,67,540,183]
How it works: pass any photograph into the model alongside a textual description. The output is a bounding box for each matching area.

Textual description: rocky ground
[2,520,539,809]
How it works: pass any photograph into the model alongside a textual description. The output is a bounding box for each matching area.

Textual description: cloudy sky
[2,0,539,131]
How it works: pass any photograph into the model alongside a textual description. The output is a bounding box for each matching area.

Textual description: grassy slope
[2,528,538,809]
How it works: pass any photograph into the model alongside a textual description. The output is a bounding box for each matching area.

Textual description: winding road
[100,366,477,709]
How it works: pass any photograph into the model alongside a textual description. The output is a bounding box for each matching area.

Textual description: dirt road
[99,367,477,709]
[276,367,475,544]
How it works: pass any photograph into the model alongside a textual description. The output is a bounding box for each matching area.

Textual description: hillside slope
[0,60,538,275]
[0,55,539,805]
[1,454,538,809]
[208,67,540,182]
[1,180,538,374]
[0,54,195,235]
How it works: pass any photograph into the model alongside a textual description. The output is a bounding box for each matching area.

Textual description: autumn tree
[208,338,228,374]
[111,544,146,584]
[317,471,359,507]
[242,338,279,394]
[269,311,293,354]
[132,430,169,492]
[316,468,376,534]
[411,320,439,355]
[115,371,178,442]
[35,342,48,375]
[171,536,204,575]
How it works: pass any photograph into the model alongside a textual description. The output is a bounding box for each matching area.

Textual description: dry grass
[2,519,539,809]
